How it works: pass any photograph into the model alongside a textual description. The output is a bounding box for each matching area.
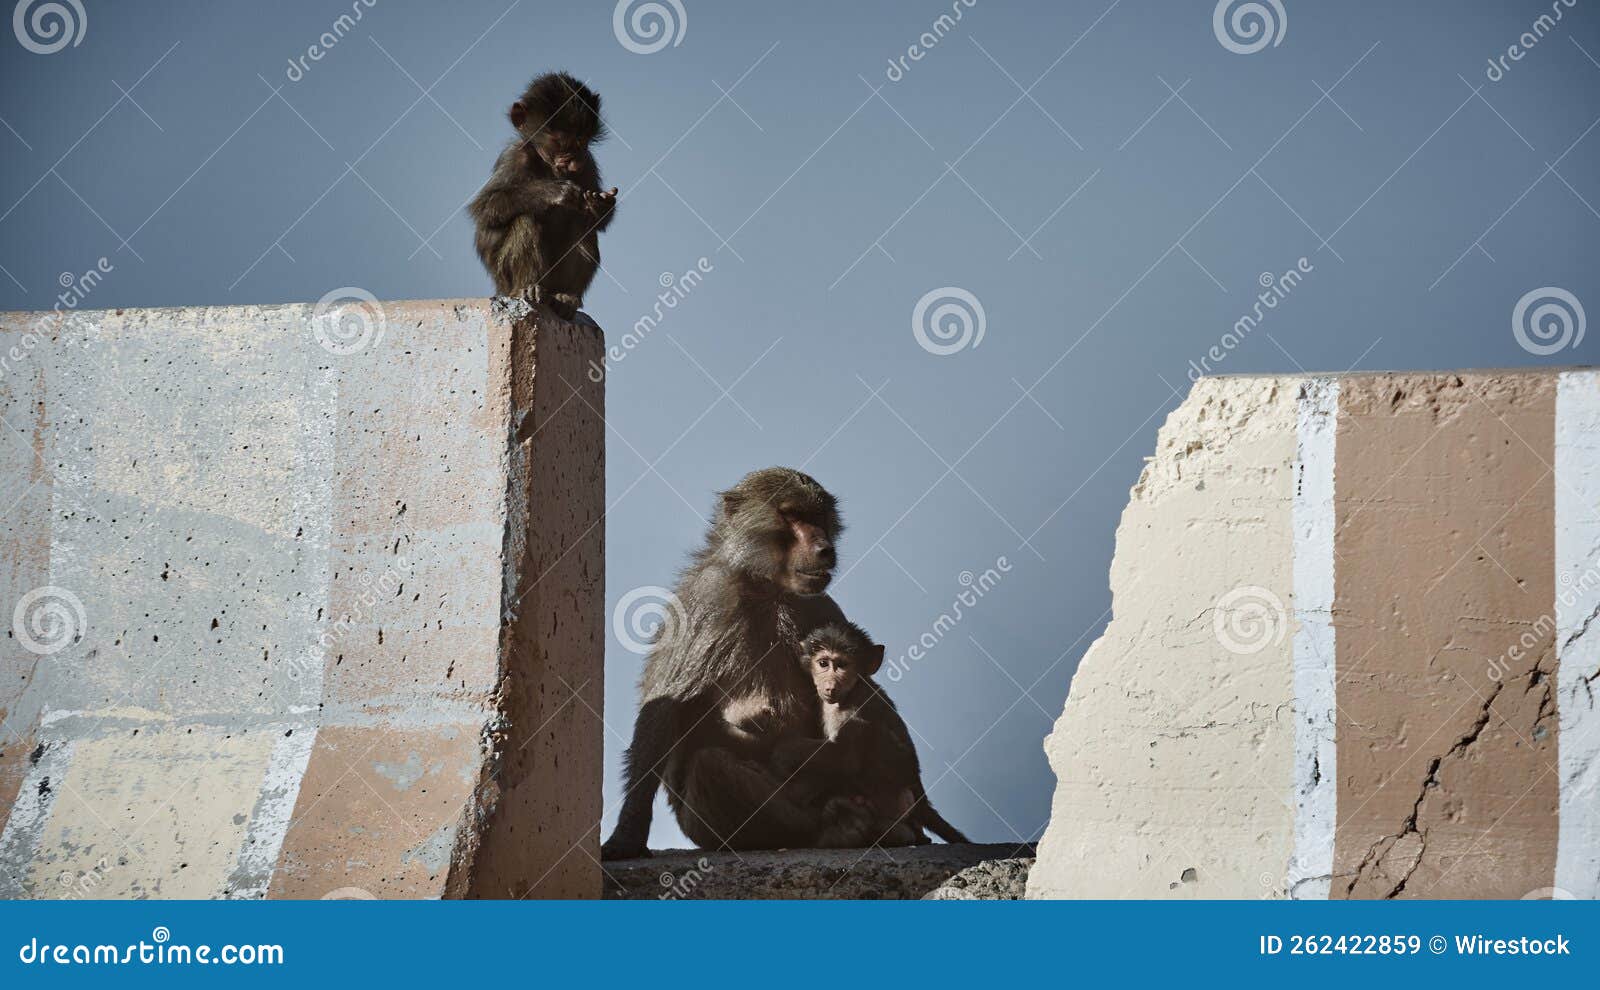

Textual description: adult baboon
[601,467,873,858]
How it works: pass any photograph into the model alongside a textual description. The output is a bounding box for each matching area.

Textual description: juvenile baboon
[469,71,617,319]
[601,467,875,858]
[773,622,970,846]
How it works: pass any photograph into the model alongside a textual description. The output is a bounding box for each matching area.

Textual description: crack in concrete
[1346,679,1504,898]
[1561,598,1600,654]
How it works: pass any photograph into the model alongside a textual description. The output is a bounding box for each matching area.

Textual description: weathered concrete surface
[0,297,603,899]
[922,856,1033,900]
[1030,377,1299,899]
[1029,370,1600,900]
[603,843,1035,899]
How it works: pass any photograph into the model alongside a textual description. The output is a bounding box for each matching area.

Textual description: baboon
[601,467,875,858]
[773,622,970,846]
[469,71,617,319]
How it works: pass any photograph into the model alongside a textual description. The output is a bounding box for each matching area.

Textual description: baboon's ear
[719,490,744,520]
[865,644,885,676]
[509,101,528,130]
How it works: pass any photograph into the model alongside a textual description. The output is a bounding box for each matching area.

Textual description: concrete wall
[1029,370,1600,900]
[0,297,603,899]
[603,844,1034,900]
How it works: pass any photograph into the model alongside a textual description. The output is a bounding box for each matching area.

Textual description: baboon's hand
[585,187,618,216]
[554,181,588,208]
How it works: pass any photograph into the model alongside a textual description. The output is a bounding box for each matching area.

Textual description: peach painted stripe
[1332,375,1557,899]
[1289,378,1337,900]
[1556,370,1600,899]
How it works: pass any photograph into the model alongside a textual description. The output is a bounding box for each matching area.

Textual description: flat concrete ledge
[0,297,604,899]
[602,843,1035,899]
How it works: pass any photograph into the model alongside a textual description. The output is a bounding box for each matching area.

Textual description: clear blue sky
[2,0,1597,850]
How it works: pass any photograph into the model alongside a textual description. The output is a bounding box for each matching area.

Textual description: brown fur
[773,623,971,846]
[601,468,874,858]
[469,72,615,318]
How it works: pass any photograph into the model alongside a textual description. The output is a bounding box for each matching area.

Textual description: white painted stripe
[226,726,318,899]
[1555,370,1600,900]
[224,363,338,898]
[1288,378,1338,900]
[0,739,76,898]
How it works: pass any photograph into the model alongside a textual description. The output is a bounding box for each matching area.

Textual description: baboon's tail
[916,799,970,844]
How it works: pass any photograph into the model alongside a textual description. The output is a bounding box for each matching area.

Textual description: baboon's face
[530,127,589,175]
[806,649,859,704]
[716,468,842,596]
[777,506,836,596]
[508,75,602,177]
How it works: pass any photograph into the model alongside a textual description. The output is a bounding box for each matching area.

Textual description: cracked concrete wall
[0,298,603,899]
[1028,370,1600,900]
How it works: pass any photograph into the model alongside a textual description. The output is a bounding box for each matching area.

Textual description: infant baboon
[470,71,617,318]
[773,622,969,846]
